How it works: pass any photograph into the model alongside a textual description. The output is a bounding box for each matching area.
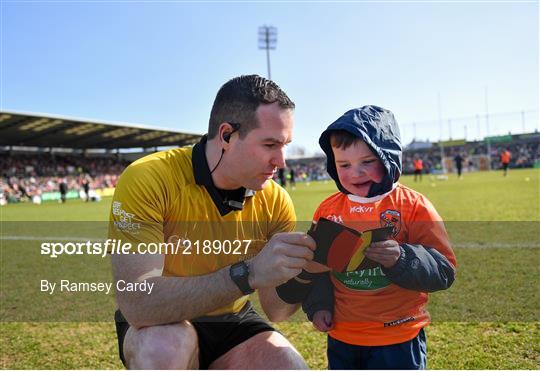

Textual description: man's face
[225,102,293,190]
[333,140,386,197]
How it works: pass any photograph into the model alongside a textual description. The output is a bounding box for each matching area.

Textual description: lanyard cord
[210,149,225,174]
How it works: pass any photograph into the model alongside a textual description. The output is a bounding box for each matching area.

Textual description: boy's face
[333,140,386,197]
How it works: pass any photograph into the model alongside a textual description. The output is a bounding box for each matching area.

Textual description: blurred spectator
[454,153,465,178]
[277,168,287,187]
[500,148,511,177]
[59,178,68,203]
[413,156,423,182]
[289,167,296,189]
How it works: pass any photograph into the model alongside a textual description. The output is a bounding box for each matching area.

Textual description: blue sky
[2,1,538,154]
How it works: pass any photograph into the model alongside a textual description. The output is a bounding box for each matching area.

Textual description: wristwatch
[230,261,255,295]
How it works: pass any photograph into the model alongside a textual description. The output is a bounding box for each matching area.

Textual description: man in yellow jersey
[110,75,316,369]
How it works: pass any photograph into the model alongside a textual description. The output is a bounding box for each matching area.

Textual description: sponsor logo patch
[326,214,344,224]
[384,316,416,327]
[112,201,141,233]
[350,205,374,213]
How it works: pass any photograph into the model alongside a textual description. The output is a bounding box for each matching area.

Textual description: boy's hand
[312,310,334,332]
[364,240,401,268]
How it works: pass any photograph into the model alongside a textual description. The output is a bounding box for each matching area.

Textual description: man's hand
[312,310,333,332]
[248,232,315,290]
[364,240,401,268]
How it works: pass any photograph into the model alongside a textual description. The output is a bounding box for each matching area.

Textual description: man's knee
[210,331,307,370]
[266,332,308,370]
[271,345,308,369]
[124,321,199,369]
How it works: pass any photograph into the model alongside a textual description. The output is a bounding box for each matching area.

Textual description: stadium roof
[0,110,203,149]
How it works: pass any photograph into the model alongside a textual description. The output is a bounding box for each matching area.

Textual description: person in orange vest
[413,156,423,182]
[500,148,511,176]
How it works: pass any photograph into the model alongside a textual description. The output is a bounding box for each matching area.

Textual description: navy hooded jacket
[319,105,402,197]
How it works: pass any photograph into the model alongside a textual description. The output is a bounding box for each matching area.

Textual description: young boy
[303,105,456,370]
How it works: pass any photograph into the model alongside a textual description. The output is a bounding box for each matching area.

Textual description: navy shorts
[327,328,427,370]
[115,302,275,369]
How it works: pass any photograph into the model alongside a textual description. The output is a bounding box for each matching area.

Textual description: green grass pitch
[1,168,539,368]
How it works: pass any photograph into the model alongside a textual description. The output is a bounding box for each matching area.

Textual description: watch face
[230,262,253,294]
[232,265,245,276]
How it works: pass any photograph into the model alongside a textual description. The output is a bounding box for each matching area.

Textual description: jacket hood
[319,105,402,198]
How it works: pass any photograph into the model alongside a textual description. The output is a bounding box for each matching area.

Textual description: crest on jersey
[380,209,401,237]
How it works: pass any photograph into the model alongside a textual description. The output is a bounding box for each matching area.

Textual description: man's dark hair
[208,75,295,139]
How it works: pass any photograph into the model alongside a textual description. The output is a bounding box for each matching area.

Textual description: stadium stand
[0,110,201,149]
[0,110,202,205]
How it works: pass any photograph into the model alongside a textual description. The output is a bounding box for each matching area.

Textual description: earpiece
[222,122,240,144]
[212,124,237,174]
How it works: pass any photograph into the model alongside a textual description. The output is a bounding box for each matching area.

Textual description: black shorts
[114,302,275,369]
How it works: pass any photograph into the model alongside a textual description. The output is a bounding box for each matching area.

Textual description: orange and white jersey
[312,183,456,346]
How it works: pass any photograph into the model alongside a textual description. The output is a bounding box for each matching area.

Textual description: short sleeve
[268,187,296,235]
[108,161,167,251]
[409,195,457,268]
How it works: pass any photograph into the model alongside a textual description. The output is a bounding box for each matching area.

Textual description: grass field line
[455,242,539,248]
[1,235,538,248]
[1,236,105,242]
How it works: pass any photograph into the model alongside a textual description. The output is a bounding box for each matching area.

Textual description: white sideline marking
[456,242,539,248]
[1,236,106,242]
[0,236,538,248]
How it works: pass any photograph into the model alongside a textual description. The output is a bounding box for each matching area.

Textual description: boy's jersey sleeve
[108,162,166,251]
[383,194,456,292]
[408,195,456,268]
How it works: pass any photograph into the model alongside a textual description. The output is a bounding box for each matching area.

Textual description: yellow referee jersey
[108,136,296,315]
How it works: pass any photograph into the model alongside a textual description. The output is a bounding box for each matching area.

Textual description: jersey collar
[192,135,255,216]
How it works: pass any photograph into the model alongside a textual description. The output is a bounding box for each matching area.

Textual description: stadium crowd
[281,139,539,185]
[1,153,130,205]
[401,140,539,174]
[1,138,538,204]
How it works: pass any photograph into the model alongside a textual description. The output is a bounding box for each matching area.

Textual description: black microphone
[224,199,244,210]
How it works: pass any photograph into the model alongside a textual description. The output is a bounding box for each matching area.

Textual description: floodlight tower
[437,93,447,173]
[258,25,277,80]
[485,86,492,170]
